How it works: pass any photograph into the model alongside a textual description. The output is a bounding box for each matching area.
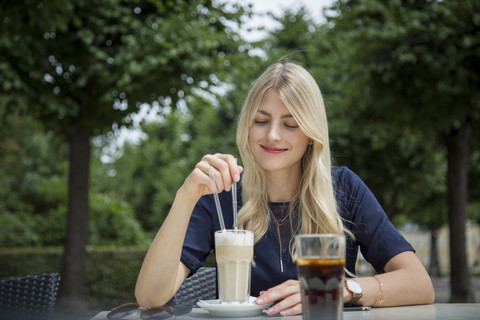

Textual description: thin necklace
[270,209,292,273]
[275,211,292,226]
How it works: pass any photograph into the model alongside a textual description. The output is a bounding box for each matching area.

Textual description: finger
[211,154,243,184]
[210,154,233,191]
[199,154,226,191]
[256,280,300,304]
[187,165,214,197]
[275,302,302,317]
[264,290,302,316]
[207,165,225,193]
[199,154,242,192]
[218,154,242,182]
[194,156,224,194]
[208,154,242,191]
[195,156,214,176]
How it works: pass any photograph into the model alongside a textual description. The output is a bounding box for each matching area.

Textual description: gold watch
[345,278,363,306]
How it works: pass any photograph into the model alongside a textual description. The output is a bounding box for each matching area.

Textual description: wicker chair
[0,272,60,320]
[168,267,217,306]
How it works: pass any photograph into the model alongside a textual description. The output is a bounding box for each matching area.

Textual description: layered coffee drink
[215,230,254,303]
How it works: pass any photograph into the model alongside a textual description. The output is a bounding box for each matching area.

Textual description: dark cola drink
[297,258,345,320]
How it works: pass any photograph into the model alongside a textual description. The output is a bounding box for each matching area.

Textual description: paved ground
[431,277,480,303]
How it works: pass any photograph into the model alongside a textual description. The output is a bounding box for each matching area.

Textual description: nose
[267,122,281,141]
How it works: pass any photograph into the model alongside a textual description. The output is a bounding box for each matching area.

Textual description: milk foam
[215,230,254,246]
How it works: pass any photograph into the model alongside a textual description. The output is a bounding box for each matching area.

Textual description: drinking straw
[232,181,238,231]
[208,167,226,231]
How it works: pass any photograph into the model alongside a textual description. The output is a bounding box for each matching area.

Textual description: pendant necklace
[270,209,292,273]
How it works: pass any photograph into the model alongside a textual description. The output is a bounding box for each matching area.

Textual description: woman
[135,62,435,316]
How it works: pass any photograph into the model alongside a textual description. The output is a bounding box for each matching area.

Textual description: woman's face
[248,90,310,176]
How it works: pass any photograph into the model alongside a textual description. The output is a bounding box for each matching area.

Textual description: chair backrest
[169,267,216,306]
[0,272,60,320]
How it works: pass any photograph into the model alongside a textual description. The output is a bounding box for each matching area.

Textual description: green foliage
[0,112,69,247]
[316,0,479,226]
[0,0,250,136]
[0,112,148,247]
[0,0,253,246]
[0,113,67,215]
[0,213,43,247]
[89,193,151,246]
[84,246,147,303]
[327,0,480,131]
[0,192,149,247]
[260,6,319,66]
[0,247,63,277]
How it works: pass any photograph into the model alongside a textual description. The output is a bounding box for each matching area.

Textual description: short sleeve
[180,196,215,274]
[333,167,414,274]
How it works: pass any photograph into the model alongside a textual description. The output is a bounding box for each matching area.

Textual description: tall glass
[215,230,254,303]
[295,234,346,320]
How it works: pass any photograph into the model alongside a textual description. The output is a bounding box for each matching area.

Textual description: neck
[266,169,301,203]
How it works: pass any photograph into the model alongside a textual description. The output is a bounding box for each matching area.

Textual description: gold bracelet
[373,275,385,306]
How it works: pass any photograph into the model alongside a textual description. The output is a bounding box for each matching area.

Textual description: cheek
[294,137,311,158]
[292,133,310,149]
[248,127,259,144]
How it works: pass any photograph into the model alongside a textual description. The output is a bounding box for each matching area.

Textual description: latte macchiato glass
[215,229,254,303]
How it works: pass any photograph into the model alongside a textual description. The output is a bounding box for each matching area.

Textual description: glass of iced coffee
[295,234,346,320]
[215,229,254,304]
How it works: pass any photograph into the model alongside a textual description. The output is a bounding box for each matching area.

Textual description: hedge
[0,246,216,306]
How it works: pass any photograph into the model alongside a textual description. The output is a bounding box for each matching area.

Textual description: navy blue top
[180,166,414,297]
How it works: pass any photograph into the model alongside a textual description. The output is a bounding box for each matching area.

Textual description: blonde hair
[236,62,350,244]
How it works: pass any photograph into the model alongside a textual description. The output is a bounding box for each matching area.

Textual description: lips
[261,145,288,154]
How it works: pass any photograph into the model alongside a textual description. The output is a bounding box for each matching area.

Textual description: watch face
[347,279,363,294]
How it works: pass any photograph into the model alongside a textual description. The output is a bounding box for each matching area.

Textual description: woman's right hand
[180,153,243,202]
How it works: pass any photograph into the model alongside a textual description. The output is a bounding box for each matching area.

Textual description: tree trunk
[429,228,440,277]
[58,123,92,309]
[446,116,474,302]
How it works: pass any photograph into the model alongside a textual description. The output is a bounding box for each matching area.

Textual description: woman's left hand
[254,280,302,316]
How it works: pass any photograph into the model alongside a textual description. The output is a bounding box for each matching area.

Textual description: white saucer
[196,297,271,317]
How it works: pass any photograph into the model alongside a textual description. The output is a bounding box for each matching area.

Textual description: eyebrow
[257,109,294,119]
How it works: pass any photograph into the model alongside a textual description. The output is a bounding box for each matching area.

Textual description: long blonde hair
[236,62,349,244]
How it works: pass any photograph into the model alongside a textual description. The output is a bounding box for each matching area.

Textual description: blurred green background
[0,0,479,316]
